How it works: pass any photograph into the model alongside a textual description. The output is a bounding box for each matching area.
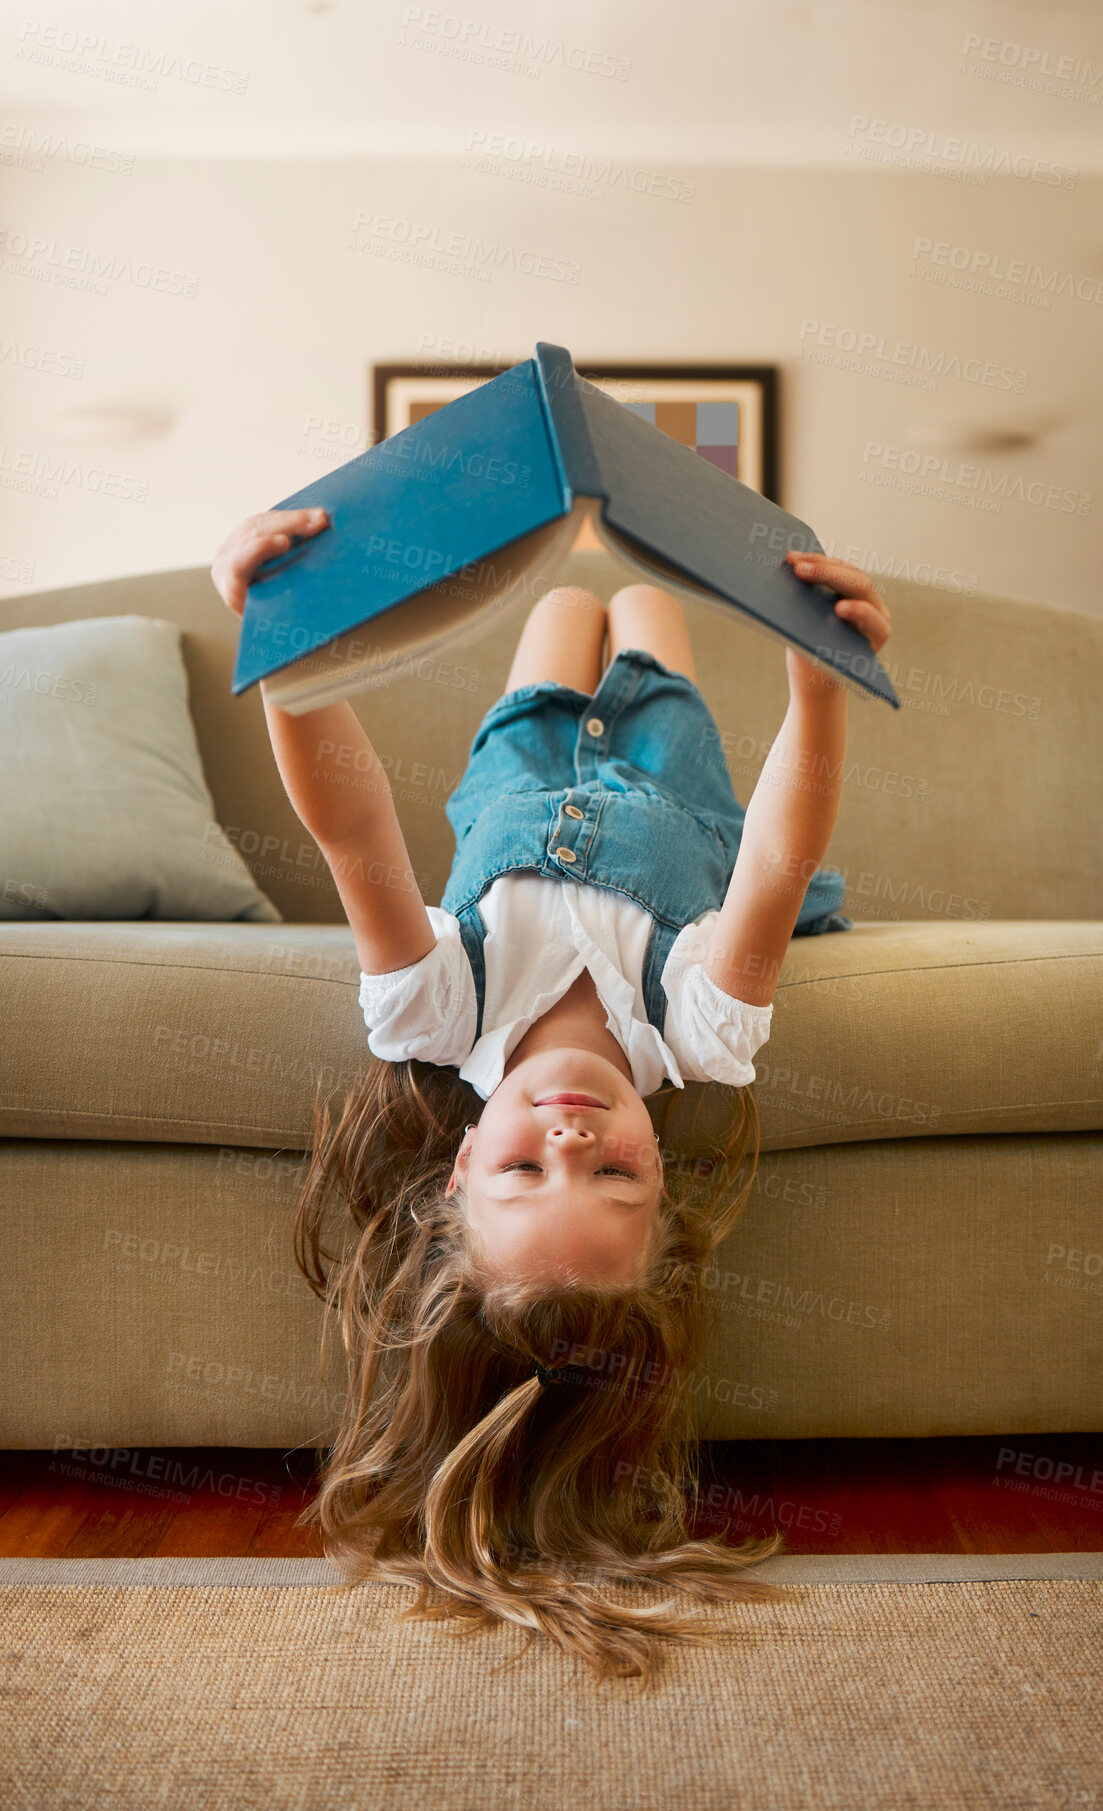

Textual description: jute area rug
[1,1553,1099,1811]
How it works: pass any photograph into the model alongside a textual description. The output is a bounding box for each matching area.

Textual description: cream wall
[1,156,1099,615]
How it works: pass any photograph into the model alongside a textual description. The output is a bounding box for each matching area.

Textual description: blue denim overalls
[440,649,851,1043]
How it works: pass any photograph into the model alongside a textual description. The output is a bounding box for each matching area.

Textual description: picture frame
[372,358,780,551]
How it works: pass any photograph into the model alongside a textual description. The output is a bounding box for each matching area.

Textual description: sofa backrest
[6,553,1099,925]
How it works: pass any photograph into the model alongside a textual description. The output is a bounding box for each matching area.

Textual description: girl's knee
[607,584,696,682]
[608,583,683,618]
[538,585,605,622]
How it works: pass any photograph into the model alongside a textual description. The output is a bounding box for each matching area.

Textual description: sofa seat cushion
[0,923,364,1150]
[734,918,1103,1152]
[0,919,1099,1151]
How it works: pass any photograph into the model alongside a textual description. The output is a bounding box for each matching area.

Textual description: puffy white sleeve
[357,907,477,1069]
[660,912,774,1087]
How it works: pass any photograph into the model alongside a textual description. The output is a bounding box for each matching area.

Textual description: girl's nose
[547,1124,594,1142]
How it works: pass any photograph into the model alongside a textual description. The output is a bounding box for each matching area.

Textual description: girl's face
[445,1046,664,1286]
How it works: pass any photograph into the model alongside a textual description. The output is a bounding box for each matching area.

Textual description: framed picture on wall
[372,358,779,550]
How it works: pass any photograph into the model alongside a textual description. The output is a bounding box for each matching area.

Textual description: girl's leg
[503,586,606,695]
[606,584,697,684]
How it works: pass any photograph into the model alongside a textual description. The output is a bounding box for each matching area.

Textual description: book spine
[533,341,607,508]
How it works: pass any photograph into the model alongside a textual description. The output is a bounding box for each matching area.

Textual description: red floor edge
[1,1434,1101,1558]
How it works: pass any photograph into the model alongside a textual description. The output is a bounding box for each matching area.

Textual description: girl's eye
[500,1161,637,1179]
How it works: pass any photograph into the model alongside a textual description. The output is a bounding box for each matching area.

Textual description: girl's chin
[520,1046,619,1079]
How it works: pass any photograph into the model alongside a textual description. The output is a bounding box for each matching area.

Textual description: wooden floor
[1,1433,1100,1558]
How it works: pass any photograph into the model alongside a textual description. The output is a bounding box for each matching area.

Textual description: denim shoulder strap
[455,900,489,1044]
[641,915,679,1036]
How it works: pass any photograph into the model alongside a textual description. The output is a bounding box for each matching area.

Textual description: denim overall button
[564,804,584,819]
[585,717,605,737]
[553,847,577,863]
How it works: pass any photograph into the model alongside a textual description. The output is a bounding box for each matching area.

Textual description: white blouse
[357,872,772,1102]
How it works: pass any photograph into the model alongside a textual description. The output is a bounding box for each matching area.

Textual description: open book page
[260,502,589,715]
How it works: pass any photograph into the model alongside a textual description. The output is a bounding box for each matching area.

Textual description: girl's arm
[701,553,892,1009]
[212,508,436,976]
[260,686,437,976]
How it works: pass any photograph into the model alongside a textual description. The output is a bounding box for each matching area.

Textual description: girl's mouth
[534,1094,607,1109]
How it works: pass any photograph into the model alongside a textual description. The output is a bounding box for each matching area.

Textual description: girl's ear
[445,1126,475,1198]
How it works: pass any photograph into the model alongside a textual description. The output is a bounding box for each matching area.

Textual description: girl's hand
[784,551,892,655]
[210,507,329,617]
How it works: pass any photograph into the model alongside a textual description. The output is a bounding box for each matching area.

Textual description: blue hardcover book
[233,341,899,712]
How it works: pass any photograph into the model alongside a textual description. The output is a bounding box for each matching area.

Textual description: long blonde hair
[292,1056,792,1684]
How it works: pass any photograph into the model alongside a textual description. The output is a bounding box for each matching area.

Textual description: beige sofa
[2,548,1101,1448]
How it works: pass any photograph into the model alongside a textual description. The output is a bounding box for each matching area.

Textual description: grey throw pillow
[0,614,280,922]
